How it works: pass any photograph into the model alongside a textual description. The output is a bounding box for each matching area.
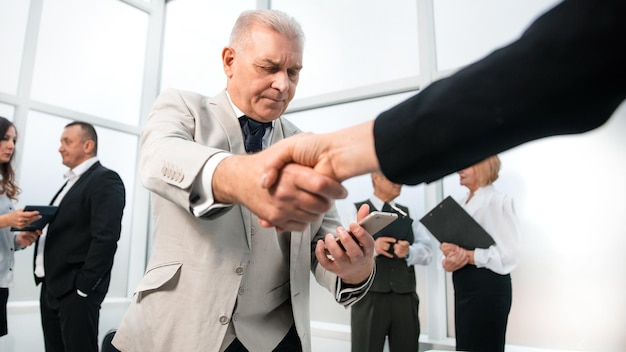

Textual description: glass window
[0,103,15,120]
[160,0,255,96]
[29,0,148,126]
[271,0,420,99]
[12,110,138,300]
[433,0,561,71]
[0,0,30,95]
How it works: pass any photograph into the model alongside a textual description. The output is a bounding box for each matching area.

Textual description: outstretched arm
[260,121,378,187]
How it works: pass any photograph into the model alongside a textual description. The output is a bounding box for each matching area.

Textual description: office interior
[1,0,625,351]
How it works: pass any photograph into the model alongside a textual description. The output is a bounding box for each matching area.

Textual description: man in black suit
[32,121,125,352]
[351,172,432,352]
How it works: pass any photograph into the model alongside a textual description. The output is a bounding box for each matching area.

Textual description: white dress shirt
[34,157,99,278]
[359,196,433,266]
[458,184,520,275]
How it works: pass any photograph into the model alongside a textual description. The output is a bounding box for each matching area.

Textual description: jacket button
[219,315,229,325]
[235,266,244,275]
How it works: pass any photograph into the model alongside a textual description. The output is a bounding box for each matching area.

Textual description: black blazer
[34,161,126,299]
[374,0,626,185]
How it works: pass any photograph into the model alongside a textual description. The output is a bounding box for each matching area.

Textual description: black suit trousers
[351,291,420,352]
[39,282,105,352]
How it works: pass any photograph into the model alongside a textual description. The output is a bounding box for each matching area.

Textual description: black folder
[419,196,495,249]
[11,205,58,231]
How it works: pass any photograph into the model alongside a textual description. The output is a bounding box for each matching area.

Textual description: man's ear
[84,140,95,155]
[222,46,236,78]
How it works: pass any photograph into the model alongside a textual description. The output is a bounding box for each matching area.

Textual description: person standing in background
[0,116,42,338]
[33,121,126,352]
[439,156,520,352]
[351,171,432,352]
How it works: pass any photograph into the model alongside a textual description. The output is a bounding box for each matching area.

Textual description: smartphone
[336,211,398,251]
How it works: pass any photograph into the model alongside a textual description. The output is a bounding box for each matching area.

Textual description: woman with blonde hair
[440,155,520,352]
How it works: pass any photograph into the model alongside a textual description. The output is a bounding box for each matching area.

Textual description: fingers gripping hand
[257,163,347,230]
[441,246,469,272]
[394,240,410,258]
[261,133,339,189]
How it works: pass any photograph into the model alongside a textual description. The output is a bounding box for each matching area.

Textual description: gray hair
[229,9,305,52]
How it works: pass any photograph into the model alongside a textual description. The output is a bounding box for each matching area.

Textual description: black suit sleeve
[374,0,626,185]
[76,169,126,294]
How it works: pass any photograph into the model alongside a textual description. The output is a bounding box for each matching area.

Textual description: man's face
[223,25,303,122]
[0,126,16,164]
[374,173,402,202]
[58,125,91,169]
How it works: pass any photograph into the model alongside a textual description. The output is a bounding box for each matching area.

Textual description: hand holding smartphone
[336,211,398,251]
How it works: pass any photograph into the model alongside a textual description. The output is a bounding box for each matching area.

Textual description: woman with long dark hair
[0,116,41,338]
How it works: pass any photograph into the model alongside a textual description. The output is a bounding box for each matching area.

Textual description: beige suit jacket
[113,89,349,352]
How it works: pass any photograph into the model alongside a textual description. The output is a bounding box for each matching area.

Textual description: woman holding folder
[440,155,520,352]
[0,116,41,338]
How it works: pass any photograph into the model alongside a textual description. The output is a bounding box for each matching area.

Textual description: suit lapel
[57,162,99,207]
[207,91,246,154]
[50,181,68,206]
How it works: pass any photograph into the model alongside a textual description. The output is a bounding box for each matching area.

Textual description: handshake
[213,120,377,231]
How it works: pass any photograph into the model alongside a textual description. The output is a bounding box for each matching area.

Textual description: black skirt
[1,288,8,336]
[453,265,512,352]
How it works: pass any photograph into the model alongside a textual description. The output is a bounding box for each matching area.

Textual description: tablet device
[11,205,58,231]
[419,196,495,249]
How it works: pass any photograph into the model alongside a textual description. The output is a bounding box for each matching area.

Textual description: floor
[312,336,456,352]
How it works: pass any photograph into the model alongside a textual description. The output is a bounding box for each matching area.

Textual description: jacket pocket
[266,281,290,307]
[135,262,182,300]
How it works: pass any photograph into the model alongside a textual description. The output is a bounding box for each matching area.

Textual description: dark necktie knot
[239,115,272,153]
[382,202,393,212]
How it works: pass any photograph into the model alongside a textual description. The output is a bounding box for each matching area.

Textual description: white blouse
[459,185,520,275]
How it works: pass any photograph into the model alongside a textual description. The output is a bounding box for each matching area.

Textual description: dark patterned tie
[239,116,272,153]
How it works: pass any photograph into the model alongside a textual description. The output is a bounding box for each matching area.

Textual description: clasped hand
[217,122,376,232]
[440,242,471,272]
[375,237,409,259]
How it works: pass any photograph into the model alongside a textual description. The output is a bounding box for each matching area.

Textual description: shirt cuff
[76,289,88,297]
[191,152,233,217]
[405,250,413,266]
[335,265,376,306]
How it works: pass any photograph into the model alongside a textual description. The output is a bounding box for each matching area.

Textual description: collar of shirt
[370,195,393,212]
[65,157,99,181]
[225,89,275,129]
